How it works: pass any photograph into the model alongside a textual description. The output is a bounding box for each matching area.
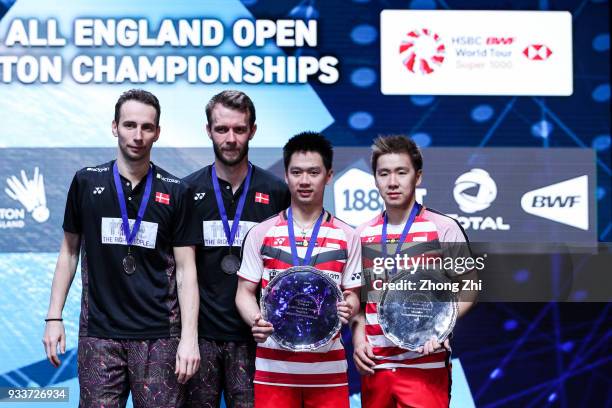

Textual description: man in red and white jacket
[352,135,477,408]
[236,132,362,408]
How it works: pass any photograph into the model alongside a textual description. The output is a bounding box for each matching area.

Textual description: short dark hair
[114,89,161,127]
[205,90,256,127]
[371,135,423,174]
[283,132,334,171]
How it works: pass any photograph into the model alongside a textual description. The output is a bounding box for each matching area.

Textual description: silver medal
[123,254,136,275]
[221,254,241,275]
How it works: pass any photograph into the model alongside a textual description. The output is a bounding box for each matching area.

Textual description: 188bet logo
[333,168,384,226]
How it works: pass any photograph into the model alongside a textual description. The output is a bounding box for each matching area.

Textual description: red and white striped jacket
[238,209,362,387]
[355,207,470,370]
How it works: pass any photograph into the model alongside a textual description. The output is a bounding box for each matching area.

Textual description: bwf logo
[521,175,588,230]
[531,195,580,208]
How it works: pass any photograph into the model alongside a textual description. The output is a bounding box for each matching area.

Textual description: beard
[213,141,249,166]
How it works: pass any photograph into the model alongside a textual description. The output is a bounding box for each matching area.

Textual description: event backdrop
[0,0,610,407]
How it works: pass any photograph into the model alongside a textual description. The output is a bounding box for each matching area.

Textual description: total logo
[1,167,50,229]
[520,175,588,230]
[448,168,510,231]
[399,28,445,75]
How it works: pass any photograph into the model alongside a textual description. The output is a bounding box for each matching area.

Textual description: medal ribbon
[381,202,421,275]
[211,163,253,248]
[112,162,153,247]
[287,207,325,266]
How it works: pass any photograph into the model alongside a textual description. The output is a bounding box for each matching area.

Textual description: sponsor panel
[327,148,595,243]
[0,148,596,251]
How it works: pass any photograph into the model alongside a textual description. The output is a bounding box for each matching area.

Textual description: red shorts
[361,366,451,408]
[254,383,349,408]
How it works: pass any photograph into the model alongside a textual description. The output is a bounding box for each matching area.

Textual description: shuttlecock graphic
[5,167,50,223]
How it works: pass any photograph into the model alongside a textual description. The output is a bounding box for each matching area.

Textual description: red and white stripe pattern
[239,211,362,387]
[356,209,464,370]
[364,302,447,370]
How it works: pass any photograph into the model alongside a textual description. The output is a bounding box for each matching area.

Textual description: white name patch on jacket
[203,220,258,247]
[101,218,158,249]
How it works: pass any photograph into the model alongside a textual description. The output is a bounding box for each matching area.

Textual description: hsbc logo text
[451,36,514,46]
[521,175,588,230]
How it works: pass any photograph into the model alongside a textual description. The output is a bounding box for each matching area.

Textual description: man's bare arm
[173,245,200,384]
[236,278,274,342]
[43,231,80,367]
[351,310,376,375]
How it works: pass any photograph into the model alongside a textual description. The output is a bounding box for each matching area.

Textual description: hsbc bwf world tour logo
[399,28,446,75]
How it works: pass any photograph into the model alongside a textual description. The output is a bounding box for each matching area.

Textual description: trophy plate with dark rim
[261,265,343,351]
[378,270,458,350]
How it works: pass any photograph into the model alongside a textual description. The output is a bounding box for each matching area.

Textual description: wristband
[45,318,63,322]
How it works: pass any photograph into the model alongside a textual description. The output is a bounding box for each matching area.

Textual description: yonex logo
[194,192,206,200]
[523,44,553,61]
[399,28,445,75]
[453,169,497,214]
[93,187,105,195]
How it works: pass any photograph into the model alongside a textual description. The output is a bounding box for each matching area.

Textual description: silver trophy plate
[261,266,343,351]
[378,270,458,350]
